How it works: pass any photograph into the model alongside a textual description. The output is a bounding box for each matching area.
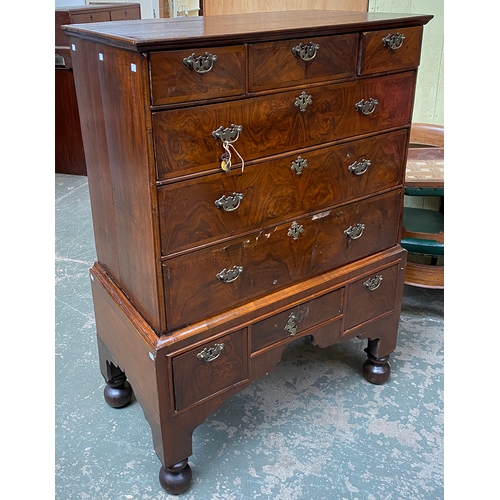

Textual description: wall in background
[368,0,444,125]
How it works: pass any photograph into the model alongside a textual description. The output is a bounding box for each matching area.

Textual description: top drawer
[248,34,358,92]
[150,45,246,106]
[71,11,111,24]
[358,26,423,76]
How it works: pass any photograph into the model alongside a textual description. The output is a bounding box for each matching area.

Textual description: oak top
[62,10,433,51]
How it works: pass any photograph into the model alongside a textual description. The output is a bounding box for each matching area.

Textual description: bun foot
[159,459,192,495]
[363,352,391,384]
[104,377,133,408]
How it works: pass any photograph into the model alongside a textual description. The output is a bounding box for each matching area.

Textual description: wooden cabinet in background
[55,4,141,175]
[64,10,431,494]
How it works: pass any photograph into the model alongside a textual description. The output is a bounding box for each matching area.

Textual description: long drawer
[153,72,416,180]
[158,130,407,255]
[162,189,402,331]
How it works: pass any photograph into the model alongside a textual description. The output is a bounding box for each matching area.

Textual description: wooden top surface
[62,10,433,51]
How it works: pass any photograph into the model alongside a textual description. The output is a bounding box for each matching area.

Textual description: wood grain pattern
[248,33,357,92]
[153,72,416,179]
[172,329,249,410]
[343,262,398,330]
[150,45,246,105]
[203,0,369,16]
[157,129,407,255]
[251,288,343,352]
[358,26,423,75]
[162,188,402,331]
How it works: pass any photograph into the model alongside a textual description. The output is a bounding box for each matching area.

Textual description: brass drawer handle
[212,124,242,144]
[216,266,243,283]
[382,32,405,51]
[291,156,308,175]
[344,223,365,240]
[287,221,304,240]
[291,42,320,61]
[197,343,225,362]
[294,91,313,112]
[284,312,299,336]
[363,275,383,291]
[348,159,371,176]
[183,52,218,73]
[355,98,379,115]
[215,193,244,211]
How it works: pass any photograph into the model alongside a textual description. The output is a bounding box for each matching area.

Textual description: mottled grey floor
[55,173,444,499]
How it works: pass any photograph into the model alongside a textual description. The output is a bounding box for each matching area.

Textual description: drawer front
[71,11,111,23]
[251,289,343,352]
[153,72,415,180]
[344,263,400,330]
[163,189,402,331]
[172,329,248,411]
[248,34,357,92]
[150,46,246,106]
[158,129,407,255]
[358,26,423,76]
[110,7,140,20]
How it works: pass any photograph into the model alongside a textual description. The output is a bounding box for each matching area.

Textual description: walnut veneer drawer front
[153,72,415,180]
[163,189,402,331]
[248,34,357,92]
[150,46,246,106]
[251,289,343,353]
[358,26,423,76]
[158,129,407,255]
[172,329,248,411]
[344,263,400,331]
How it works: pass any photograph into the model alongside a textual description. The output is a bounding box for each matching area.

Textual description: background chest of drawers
[64,10,432,494]
[55,3,141,176]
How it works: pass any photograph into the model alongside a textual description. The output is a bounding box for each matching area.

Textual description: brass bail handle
[355,98,379,116]
[382,32,405,51]
[183,52,217,73]
[292,42,320,61]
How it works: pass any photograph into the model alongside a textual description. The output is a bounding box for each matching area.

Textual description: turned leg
[103,361,133,408]
[159,459,192,495]
[363,339,391,384]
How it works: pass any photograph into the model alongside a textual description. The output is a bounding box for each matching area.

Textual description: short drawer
[172,329,248,411]
[71,11,111,23]
[344,263,400,331]
[248,34,357,92]
[158,129,407,256]
[153,71,415,180]
[252,289,343,352]
[162,189,402,331]
[358,26,423,76]
[150,45,246,106]
[110,7,140,20]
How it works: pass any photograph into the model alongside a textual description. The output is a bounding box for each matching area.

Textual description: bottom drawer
[344,263,400,331]
[252,289,343,352]
[172,329,248,411]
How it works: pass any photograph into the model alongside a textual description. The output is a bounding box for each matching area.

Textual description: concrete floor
[55,173,444,499]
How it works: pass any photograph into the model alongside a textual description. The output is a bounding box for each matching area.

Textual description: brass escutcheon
[287,221,304,240]
[291,156,308,175]
[294,91,313,112]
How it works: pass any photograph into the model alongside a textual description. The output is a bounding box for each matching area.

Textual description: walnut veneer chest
[64,10,432,494]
